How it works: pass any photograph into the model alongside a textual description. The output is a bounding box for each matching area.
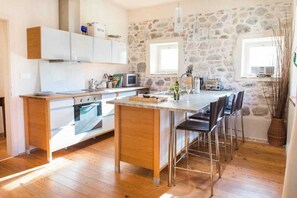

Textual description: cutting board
[129,96,168,103]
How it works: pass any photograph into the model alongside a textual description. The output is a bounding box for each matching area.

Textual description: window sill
[236,77,276,82]
[145,73,178,78]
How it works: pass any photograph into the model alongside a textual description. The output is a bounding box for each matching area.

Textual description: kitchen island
[107,90,233,185]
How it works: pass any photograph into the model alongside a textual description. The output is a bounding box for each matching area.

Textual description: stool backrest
[229,94,237,115]
[235,91,244,111]
[209,101,218,132]
[217,95,227,119]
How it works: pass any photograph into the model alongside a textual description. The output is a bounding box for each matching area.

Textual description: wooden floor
[0,132,286,198]
[0,134,9,160]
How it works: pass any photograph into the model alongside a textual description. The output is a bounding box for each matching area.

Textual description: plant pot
[267,118,286,146]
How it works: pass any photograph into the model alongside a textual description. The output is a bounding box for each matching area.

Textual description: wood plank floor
[0,134,9,160]
[0,132,286,198]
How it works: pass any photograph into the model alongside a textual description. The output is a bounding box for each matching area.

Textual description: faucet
[180,65,195,92]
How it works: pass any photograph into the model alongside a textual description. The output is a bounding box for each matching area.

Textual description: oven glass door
[74,102,102,134]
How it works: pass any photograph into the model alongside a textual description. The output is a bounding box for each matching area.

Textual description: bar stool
[224,94,237,158]
[189,96,228,160]
[235,91,245,143]
[173,99,223,197]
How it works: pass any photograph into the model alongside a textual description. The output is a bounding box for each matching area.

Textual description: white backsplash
[40,61,129,92]
[40,61,85,92]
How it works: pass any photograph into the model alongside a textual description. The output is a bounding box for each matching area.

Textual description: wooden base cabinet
[114,106,198,184]
[23,97,115,162]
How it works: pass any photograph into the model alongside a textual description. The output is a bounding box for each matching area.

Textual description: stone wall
[128,1,291,119]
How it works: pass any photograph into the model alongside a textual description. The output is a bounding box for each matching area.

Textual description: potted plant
[262,18,292,146]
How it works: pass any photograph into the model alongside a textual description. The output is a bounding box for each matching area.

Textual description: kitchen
[0,0,297,197]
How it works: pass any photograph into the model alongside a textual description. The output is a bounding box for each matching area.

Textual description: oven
[73,95,102,134]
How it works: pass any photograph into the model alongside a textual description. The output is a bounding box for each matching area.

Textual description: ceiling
[110,0,178,10]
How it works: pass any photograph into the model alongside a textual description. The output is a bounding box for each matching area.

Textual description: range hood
[59,0,81,33]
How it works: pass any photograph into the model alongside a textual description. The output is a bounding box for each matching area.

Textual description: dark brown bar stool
[173,99,222,197]
[0,97,6,138]
[235,91,245,143]
[189,96,228,160]
[224,94,237,158]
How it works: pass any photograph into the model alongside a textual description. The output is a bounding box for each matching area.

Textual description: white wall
[80,0,128,41]
[283,0,297,195]
[0,0,59,155]
[0,0,129,156]
[0,20,8,134]
[128,0,290,23]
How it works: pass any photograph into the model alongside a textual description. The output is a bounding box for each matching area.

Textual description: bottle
[173,80,180,101]
[194,76,200,94]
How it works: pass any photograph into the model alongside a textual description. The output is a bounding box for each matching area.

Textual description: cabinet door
[71,33,93,62]
[93,38,112,63]
[112,41,127,64]
[102,93,116,116]
[50,99,74,130]
[41,27,71,60]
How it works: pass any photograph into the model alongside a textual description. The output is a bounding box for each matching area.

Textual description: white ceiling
[110,0,178,10]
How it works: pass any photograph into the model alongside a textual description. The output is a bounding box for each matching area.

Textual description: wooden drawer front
[120,106,154,170]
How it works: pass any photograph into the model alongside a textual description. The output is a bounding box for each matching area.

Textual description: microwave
[122,73,138,87]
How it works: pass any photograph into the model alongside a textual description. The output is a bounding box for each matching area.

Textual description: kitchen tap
[180,65,195,92]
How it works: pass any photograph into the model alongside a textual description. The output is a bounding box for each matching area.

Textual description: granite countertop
[107,90,233,113]
[20,87,149,101]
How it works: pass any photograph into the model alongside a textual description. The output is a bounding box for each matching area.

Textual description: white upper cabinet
[71,33,93,62]
[93,38,112,63]
[27,26,71,60]
[112,41,127,64]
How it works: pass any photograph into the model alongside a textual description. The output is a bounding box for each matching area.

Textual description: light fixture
[174,2,183,33]
[193,15,200,41]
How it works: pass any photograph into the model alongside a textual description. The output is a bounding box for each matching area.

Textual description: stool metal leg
[173,128,177,186]
[222,117,227,161]
[185,130,189,168]
[234,113,239,150]
[241,110,245,143]
[215,128,221,178]
[208,132,213,197]
[229,116,233,160]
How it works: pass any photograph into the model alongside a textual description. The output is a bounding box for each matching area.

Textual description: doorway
[0,19,10,160]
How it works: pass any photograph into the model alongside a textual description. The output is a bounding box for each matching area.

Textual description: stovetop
[56,90,89,95]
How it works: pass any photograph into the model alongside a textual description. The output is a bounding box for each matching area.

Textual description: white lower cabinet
[49,91,137,152]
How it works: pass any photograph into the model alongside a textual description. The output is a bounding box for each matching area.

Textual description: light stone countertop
[107,90,233,113]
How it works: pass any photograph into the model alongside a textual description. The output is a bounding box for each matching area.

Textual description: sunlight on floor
[1,157,72,191]
[160,193,173,198]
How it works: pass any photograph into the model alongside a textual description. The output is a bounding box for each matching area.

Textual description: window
[241,37,281,78]
[146,38,183,76]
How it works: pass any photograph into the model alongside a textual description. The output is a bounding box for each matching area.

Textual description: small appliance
[205,79,223,91]
[122,73,138,87]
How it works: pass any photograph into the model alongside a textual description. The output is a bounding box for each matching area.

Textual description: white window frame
[146,38,183,77]
[234,32,280,82]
